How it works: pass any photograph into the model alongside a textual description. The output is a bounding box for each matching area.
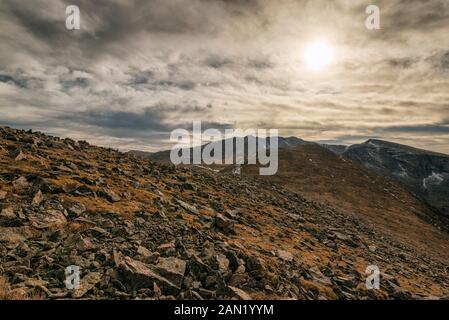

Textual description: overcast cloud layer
[1,0,449,152]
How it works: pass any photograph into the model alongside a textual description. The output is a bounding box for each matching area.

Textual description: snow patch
[422,171,444,189]
[368,140,381,151]
[394,163,409,178]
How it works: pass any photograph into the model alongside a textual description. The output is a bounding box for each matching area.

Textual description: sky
[0,0,449,153]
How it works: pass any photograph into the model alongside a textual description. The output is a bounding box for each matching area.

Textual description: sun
[303,41,334,71]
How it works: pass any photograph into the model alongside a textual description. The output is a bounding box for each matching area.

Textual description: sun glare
[303,41,334,71]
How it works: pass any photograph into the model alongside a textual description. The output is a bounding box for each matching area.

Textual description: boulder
[31,190,43,206]
[225,209,242,219]
[0,207,20,227]
[119,256,182,294]
[72,272,102,298]
[215,253,230,274]
[9,148,27,161]
[175,199,199,215]
[309,267,332,286]
[67,203,86,217]
[12,176,30,192]
[153,257,187,289]
[29,210,67,229]
[77,236,94,252]
[99,188,121,202]
[276,249,293,262]
[228,286,252,300]
[214,213,236,234]
[137,246,160,264]
[245,256,265,273]
[228,273,248,287]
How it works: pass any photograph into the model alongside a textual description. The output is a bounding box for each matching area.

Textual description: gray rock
[215,253,230,274]
[276,249,293,262]
[205,275,218,287]
[0,207,21,227]
[154,210,167,219]
[228,273,248,287]
[309,267,332,286]
[214,213,236,234]
[29,210,67,229]
[158,240,176,251]
[153,257,187,289]
[137,246,160,264]
[176,199,199,215]
[119,256,180,293]
[245,256,265,273]
[67,203,86,217]
[153,282,162,298]
[225,209,242,219]
[32,190,43,206]
[13,176,30,191]
[99,188,121,202]
[228,286,252,300]
[68,162,79,171]
[77,236,94,251]
[9,148,27,161]
[72,272,102,298]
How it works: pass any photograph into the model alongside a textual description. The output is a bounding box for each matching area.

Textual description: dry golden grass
[0,276,45,300]
[0,276,27,300]
[299,278,338,299]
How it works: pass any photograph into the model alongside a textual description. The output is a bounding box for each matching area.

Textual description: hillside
[1,127,449,300]
[243,144,449,248]
[343,140,449,220]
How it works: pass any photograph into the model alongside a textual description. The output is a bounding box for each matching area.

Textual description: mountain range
[341,139,449,221]
[132,136,449,229]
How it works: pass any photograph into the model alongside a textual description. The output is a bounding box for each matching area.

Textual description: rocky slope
[1,127,449,300]
[242,144,449,250]
[343,139,449,222]
[137,137,449,228]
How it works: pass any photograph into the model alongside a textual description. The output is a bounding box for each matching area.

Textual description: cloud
[204,55,234,69]
[383,124,449,134]
[438,51,449,70]
[73,103,230,133]
[0,74,27,88]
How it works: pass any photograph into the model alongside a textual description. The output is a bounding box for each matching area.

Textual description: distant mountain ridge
[131,136,449,227]
[129,136,314,164]
[342,139,449,219]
